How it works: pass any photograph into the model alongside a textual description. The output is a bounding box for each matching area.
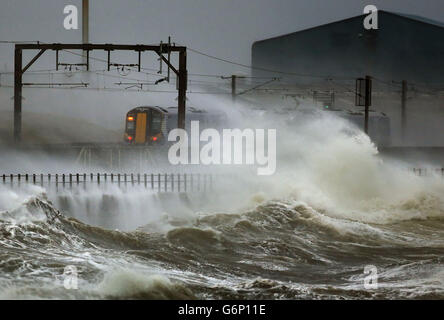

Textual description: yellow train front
[124,106,166,145]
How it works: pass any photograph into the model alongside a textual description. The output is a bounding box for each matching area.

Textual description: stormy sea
[1,108,444,300]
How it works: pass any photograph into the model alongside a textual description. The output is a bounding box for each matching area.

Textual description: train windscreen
[151,111,162,135]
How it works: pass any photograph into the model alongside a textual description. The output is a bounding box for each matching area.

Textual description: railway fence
[0,173,213,193]
[409,168,444,177]
[1,168,442,193]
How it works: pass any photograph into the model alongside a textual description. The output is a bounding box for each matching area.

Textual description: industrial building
[251,11,444,84]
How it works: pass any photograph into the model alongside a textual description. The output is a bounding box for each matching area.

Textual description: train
[285,107,391,146]
[333,109,391,146]
[124,104,391,147]
[124,106,228,144]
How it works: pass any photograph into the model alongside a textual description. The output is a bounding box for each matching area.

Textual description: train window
[127,120,135,130]
[151,111,162,134]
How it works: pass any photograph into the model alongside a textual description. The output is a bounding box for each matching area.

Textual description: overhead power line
[0,40,40,44]
[0,84,232,94]
[237,78,279,95]
[186,46,352,79]
[1,39,443,92]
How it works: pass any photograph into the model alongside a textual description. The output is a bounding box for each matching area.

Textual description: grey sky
[1,0,444,75]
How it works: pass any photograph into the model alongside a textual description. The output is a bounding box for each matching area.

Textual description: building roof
[254,10,444,44]
[393,12,444,28]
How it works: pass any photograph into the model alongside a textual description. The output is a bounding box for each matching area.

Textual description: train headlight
[127,116,134,121]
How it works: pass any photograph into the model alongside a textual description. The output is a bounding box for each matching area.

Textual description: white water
[1,97,444,232]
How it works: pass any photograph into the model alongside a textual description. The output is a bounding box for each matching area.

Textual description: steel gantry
[14,42,187,142]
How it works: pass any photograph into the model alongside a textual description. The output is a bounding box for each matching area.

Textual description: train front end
[124,107,165,145]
